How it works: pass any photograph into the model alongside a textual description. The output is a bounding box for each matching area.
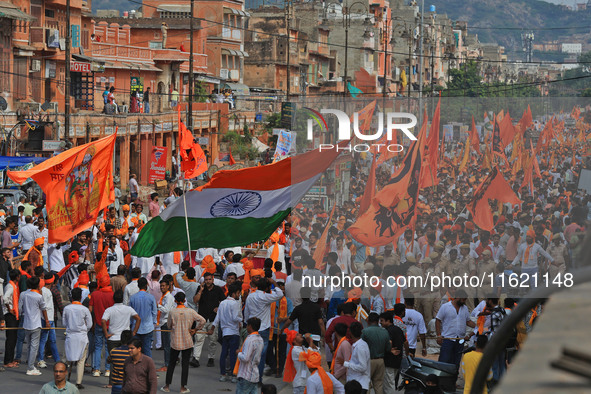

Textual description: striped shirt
[237,332,264,383]
[109,345,129,386]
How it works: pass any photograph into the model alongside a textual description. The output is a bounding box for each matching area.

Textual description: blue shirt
[129,290,157,335]
[272,297,294,329]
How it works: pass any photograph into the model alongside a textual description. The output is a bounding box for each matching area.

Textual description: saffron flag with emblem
[130,142,347,256]
[179,107,208,179]
[348,117,427,247]
[466,167,521,232]
[469,116,481,155]
[7,134,116,243]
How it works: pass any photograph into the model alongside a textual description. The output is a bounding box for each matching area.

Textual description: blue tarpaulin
[0,156,46,168]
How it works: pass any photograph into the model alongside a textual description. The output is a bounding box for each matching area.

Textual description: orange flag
[519,105,533,135]
[469,116,481,155]
[499,112,517,149]
[348,116,427,247]
[313,205,336,271]
[420,99,440,188]
[359,155,376,216]
[178,107,207,179]
[7,134,116,243]
[458,137,470,173]
[229,148,236,165]
[467,167,521,231]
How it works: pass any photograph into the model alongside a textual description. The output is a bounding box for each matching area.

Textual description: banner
[7,134,116,243]
[273,130,293,161]
[149,146,167,184]
[6,163,35,187]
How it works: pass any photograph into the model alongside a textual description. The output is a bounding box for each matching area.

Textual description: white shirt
[436,301,471,339]
[195,248,220,263]
[266,243,286,268]
[129,177,139,193]
[224,263,245,279]
[107,246,125,275]
[306,369,345,394]
[132,256,155,277]
[101,303,138,340]
[398,239,420,262]
[62,303,92,361]
[292,346,314,388]
[344,339,371,389]
[403,308,427,349]
[490,244,505,263]
[333,247,352,275]
[243,288,284,332]
[157,292,175,326]
[41,287,55,322]
[47,243,66,272]
[20,223,37,251]
[34,226,49,258]
[161,252,180,275]
[512,242,554,269]
[123,280,140,305]
[18,289,46,330]
[212,297,243,337]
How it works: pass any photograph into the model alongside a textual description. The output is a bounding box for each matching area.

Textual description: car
[0,189,27,215]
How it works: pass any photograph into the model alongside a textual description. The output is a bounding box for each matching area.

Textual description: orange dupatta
[233,331,259,375]
[330,336,346,373]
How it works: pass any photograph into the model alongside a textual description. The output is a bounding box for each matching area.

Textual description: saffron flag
[179,108,208,179]
[130,142,347,256]
[312,205,336,271]
[229,148,236,165]
[466,167,521,232]
[469,116,481,155]
[519,105,533,134]
[7,134,116,243]
[458,137,470,173]
[420,99,440,188]
[498,112,517,149]
[492,115,502,154]
[348,117,427,247]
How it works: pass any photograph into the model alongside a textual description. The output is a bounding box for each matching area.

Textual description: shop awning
[221,48,249,57]
[196,75,221,84]
[223,7,250,17]
[106,60,162,72]
[0,2,36,21]
[157,4,191,13]
[222,82,250,96]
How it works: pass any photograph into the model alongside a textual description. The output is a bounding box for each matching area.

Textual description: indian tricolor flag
[130,143,345,257]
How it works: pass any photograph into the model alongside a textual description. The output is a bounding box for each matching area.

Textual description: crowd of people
[0,110,587,394]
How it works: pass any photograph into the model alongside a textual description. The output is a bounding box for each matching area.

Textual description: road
[0,330,289,393]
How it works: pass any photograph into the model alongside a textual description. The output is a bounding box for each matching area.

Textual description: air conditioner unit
[30,60,41,72]
[22,102,41,112]
[46,102,58,112]
[220,68,229,79]
[229,69,239,80]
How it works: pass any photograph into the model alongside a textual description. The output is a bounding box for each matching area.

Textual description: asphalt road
[0,330,289,394]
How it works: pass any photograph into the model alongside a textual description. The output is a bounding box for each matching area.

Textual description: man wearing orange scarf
[511,229,554,288]
[3,269,21,367]
[235,317,264,393]
[24,237,44,267]
[300,348,344,394]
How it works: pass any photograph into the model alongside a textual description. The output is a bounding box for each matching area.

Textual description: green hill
[92,0,138,14]
[428,0,591,58]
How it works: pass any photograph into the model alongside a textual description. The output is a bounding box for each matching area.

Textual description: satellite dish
[0,97,7,111]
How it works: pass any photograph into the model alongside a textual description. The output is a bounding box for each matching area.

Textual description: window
[149,41,163,49]
[45,9,55,18]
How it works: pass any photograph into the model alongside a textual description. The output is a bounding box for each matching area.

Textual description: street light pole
[65,0,71,143]
[188,0,194,130]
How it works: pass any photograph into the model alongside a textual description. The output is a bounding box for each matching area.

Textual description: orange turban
[298,350,333,392]
[98,274,110,288]
[242,258,253,271]
[68,251,79,265]
[299,349,323,369]
[201,256,217,275]
[348,287,362,300]
[251,269,264,278]
[269,232,280,266]
[526,230,536,238]
[122,205,130,211]
[44,275,55,285]
[284,329,298,346]
[77,271,89,286]
[34,237,45,246]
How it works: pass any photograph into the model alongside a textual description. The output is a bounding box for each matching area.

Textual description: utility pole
[65,0,71,143]
[418,0,424,123]
[382,20,389,112]
[188,0,194,130]
[285,1,291,101]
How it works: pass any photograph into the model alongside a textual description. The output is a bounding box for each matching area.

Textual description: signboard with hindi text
[149,146,167,184]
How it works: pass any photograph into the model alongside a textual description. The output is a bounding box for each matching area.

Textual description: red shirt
[325,315,358,348]
[89,289,115,326]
